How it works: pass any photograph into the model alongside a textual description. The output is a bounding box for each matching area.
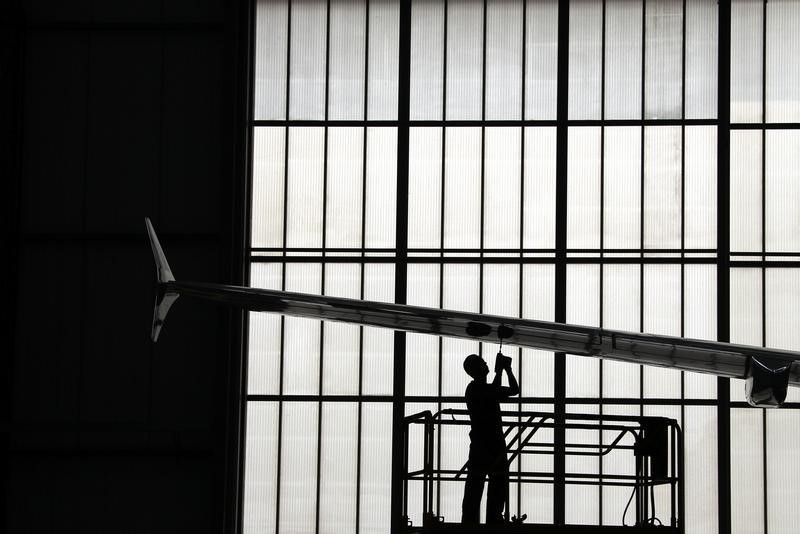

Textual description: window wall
[243,1,800,533]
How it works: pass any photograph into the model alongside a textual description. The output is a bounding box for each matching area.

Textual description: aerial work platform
[402,410,683,534]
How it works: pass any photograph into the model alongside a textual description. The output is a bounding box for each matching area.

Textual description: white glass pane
[486,0,523,119]
[565,404,599,524]
[329,0,366,120]
[601,405,639,525]
[525,0,558,119]
[363,264,395,395]
[644,0,682,119]
[765,130,800,252]
[765,269,800,398]
[365,127,397,248]
[438,401,472,522]
[731,408,765,534]
[684,126,717,249]
[684,407,718,534]
[766,410,800,533]
[279,402,319,533]
[523,127,556,249]
[483,264,519,356]
[602,264,641,398]
[360,403,392,534]
[254,0,288,120]
[644,126,682,249]
[410,0,444,120]
[243,402,279,534]
[521,264,555,397]
[444,127,482,248]
[249,263,283,395]
[403,402,437,525]
[730,130,762,253]
[326,127,364,248]
[319,403,358,530]
[446,0,484,120]
[287,127,324,248]
[684,265,717,398]
[642,264,681,397]
[289,0,327,119]
[520,403,554,523]
[605,0,643,119]
[368,0,400,120]
[323,264,361,395]
[284,263,322,394]
[568,0,602,120]
[685,0,718,119]
[407,264,441,396]
[566,264,599,397]
[567,127,601,249]
[729,268,763,402]
[408,127,442,249]
[442,264,480,397]
[604,127,641,249]
[484,128,521,249]
[766,0,800,122]
[731,0,764,123]
[643,405,682,523]
[252,127,286,248]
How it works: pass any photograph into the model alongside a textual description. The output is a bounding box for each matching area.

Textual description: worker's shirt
[465,381,515,451]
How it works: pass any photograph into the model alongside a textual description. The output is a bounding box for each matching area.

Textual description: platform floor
[407,522,679,534]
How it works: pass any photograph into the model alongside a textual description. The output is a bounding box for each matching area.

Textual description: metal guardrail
[402,409,683,532]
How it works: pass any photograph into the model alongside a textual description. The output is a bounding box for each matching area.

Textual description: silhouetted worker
[461,352,520,525]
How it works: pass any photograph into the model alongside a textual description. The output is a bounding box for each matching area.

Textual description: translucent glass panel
[765,130,800,252]
[684,407,718,534]
[642,264,682,397]
[568,0,602,120]
[565,404,599,524]
[410,0,558,120]
[604,127,641,249]
[730,130,762,253]
[255,0,398,120]
[567,127,601,249]
[319,403,359,529]
[685,127,717,250]
[644,126,682,249]
[644,0,682,119]
[729,268,762,402]
[406,263,443,397]
[322,264,361,395]
[766,409,800,534]
[243,402,280,534]
[521,265,555,398]
[252,127,396,250]
[601,405,639,525]
[408,127,442,248]
[252,127,286,248]
[525,0,558,120]
[602,265,641,398]
[685,0,718,120]
[283,263,323,395]
[731,0,764,123]
[566,265,599,397]
[360,403,393,534]
[730,408,764,534]
[443,128,482,248]
[766,0,800,122]
[484,128,521,249]
[523,128,557,249]
[441,264,479,397]
[249,263,284,394]
[255,0,288,120]
[485,0,523,120]
[362,264,396,396]
[605,0,643,119]
[684,265,717,398]
[279,402,319,533]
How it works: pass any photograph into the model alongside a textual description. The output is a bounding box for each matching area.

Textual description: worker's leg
[485,453,509,524]
[461,460,487,524]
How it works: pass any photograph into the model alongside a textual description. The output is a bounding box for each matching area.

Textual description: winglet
[145,217,178,342]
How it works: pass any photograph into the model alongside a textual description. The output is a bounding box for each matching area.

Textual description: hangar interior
[6,0,800,534]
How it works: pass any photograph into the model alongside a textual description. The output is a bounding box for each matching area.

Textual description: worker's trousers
[461,442,508,525]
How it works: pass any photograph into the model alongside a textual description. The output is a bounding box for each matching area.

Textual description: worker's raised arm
[504,361,519,397]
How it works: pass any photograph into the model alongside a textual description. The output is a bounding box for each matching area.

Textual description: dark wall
[5,1,249,532]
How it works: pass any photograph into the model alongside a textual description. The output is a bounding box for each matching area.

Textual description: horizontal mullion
[252,247,717,254]
[246,395,730,406]
[249,255,720,264]
[730,123,800,130]
[252,119,724,128]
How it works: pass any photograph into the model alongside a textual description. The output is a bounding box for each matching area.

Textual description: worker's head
[463,353,489,380]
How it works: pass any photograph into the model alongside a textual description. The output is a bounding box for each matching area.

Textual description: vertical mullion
[356,2,370,531]
[554,0,569,525]
[275,1,293,531]
[479,0,487,357]
[315,0,332,532]
[679,0,686,432]
[716,0,732,533]
[760,2,768,533]
[390,0,412,531]
[639,0,646,418]
[598,0,606,525]
[517,0,527,519]
[436,0,448,515]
